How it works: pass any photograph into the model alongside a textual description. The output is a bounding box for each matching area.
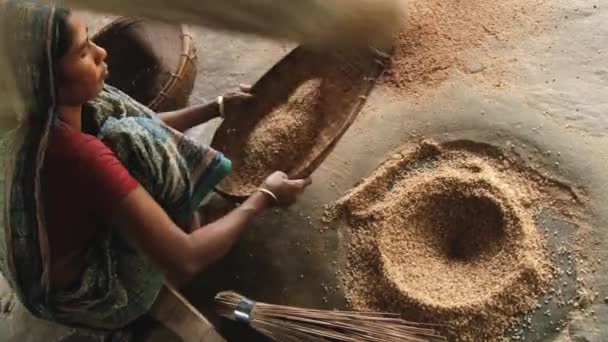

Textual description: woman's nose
[94,43,107,63]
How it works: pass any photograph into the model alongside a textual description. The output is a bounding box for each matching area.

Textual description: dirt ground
[1,0,607,341]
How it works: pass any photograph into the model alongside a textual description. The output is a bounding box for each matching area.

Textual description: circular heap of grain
[378,176,528,309]
[334,141,553,341]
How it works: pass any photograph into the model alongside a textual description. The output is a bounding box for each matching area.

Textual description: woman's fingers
[286,177,312,189]
[274,171,288,180]
[238,83,253,93]
[236,91,255,99]
[260,172,311,206]
[225,91,253,100]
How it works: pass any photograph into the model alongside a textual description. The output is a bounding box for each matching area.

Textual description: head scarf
[0,0,61,319]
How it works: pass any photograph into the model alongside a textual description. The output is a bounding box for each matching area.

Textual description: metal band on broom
[215,291,447,342]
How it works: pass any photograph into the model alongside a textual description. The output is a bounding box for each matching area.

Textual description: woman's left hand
[219,84,255,120]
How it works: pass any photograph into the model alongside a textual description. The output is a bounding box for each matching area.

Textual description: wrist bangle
[257,188,278,203]
[217,95,225,118]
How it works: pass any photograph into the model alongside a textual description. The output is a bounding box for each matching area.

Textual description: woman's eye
[80,46,89,58]
[80,41,91,58]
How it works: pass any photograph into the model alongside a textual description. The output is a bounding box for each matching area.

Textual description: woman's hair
[52,8,72,63]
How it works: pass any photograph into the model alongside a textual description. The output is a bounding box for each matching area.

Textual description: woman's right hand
[260,171,312,206]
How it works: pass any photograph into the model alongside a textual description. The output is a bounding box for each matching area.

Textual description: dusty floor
[1,0,608,341]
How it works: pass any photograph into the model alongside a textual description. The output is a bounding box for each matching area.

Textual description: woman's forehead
[67,15,87,52]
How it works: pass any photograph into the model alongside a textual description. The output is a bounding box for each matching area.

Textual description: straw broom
[215,291,447,342]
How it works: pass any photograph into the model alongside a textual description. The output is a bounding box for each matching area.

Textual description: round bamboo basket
[92,17,197,111]
[211,47,385,199]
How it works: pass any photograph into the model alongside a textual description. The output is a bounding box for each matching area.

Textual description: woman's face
[56,15,108,106]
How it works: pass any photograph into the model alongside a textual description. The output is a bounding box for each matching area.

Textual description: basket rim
[213,47,385,199]
[148,24,197,110]
[92,16,197,110]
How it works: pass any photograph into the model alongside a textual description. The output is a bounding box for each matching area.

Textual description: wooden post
[149,284,226,342]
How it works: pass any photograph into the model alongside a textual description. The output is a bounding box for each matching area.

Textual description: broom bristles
[215,291,447,342]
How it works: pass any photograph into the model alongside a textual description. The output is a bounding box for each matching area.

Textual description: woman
[0,0,310,333]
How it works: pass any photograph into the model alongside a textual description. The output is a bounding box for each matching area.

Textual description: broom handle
[149,283,226,342]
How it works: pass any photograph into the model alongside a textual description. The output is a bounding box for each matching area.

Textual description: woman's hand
[259,171,312,206]
[158,84,252,131]
[220,84,255,120]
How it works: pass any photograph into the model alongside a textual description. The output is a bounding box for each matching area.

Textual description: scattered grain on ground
[384,0,548,96]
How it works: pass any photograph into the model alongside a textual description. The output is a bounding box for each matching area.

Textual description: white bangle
[217,95,225,118]
[258,188,278,203]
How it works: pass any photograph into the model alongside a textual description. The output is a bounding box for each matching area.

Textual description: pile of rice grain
[233,79,324,192]
[329,141,554,341]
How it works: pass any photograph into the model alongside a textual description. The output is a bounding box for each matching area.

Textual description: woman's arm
[115,185,268,280]
[112,171,310,282]
[157,102,220,132]
[158,89,254,132]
